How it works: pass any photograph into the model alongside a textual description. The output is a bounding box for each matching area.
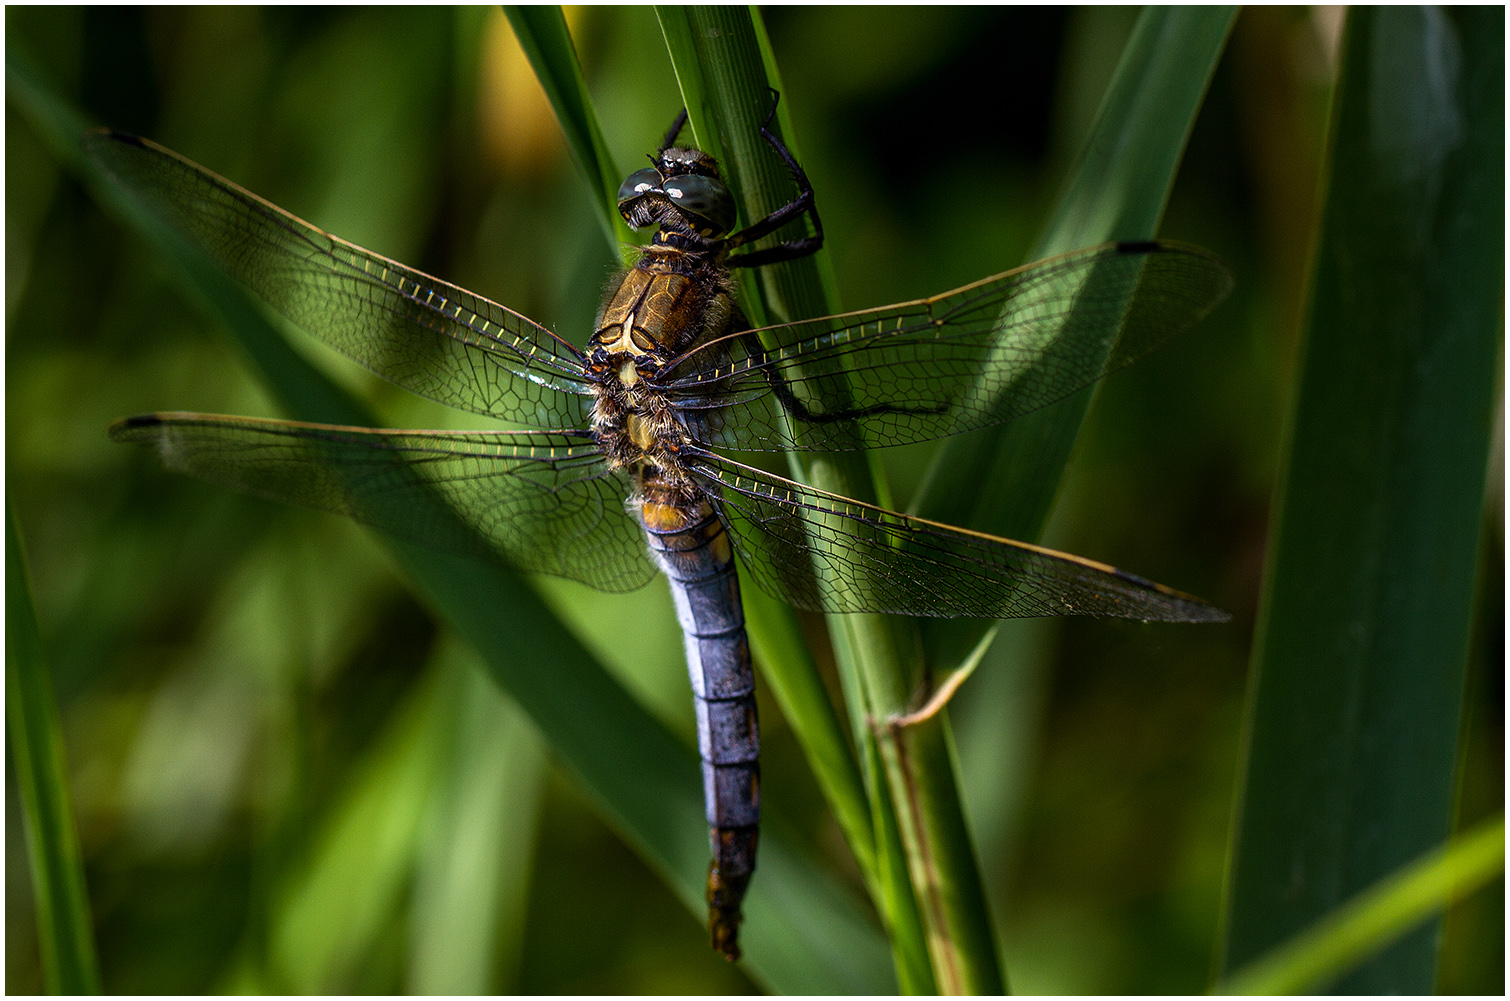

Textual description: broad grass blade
[502,6,636,254]
[655,7,992,992]
[1219,7,1504,992]
[1217,815,1505,995]
[916,5,1237,666]
[6,503,102,994]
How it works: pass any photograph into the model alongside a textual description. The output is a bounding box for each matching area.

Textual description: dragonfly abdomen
[638,493,758,961]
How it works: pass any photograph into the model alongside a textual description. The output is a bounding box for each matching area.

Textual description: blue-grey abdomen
[639,497,758,958]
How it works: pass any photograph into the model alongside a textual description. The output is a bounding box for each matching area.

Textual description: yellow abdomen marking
[709,527,732,566]
[641,500,691,531]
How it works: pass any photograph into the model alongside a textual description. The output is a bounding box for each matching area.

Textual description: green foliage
[1219,7,1505,993]
[502,6,637,256]
[1218,813,1505,995]
[7,504,101,994]
[4,7,1501,995]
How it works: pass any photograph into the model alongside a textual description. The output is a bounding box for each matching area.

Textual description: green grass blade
[406,644,546,993]
[864,735,937,994]
[6,502,102,995]
[1218,7,1504,993]
[267,662,445,992]
[655,5,919,977]
[906,6,1232,985]
[1036,8,1240,257]
[892,17,1236,978]
[8,40,889,995]
[915,7,1236,667]
[653,6,838,324]
[655,8,998,992]
[740,584,875,879]
[501,6,636,255]
[1216,814,1506,995]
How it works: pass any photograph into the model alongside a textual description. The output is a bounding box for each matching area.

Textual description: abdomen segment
[639,497,758,961]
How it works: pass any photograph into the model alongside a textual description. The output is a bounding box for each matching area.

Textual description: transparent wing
[666,242,1232,452]
[110,413,653,593]
[84,130,593,429]
[691,452,1226,622]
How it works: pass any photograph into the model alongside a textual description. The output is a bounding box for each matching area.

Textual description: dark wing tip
[82,127,145,147]
[1108,567,1232,623]
[108,413,165,438]
[1114,238,1237,313]
[1178,601,1233,624]
[1136,595,1233,625]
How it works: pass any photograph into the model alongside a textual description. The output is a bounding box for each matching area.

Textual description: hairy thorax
[587,243,736,509]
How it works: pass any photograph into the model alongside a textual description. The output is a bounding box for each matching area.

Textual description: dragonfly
[88,103,1231,961]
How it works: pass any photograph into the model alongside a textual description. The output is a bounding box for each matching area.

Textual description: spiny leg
[725,90,824,269]
[659,107,690,154]
[734,327,948,430]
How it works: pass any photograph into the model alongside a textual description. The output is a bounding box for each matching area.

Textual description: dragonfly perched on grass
[88,102,1231,961]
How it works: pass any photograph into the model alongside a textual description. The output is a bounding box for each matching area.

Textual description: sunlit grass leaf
[6,502,102,995]
[502,6,636,255]
[267,664,445,992]
[407,646,546,993]
[652,1,881,903]
[890,14,1236,981]
[1216,814,1505,995]
[655,8,994,993]
[1219,7,1504,993]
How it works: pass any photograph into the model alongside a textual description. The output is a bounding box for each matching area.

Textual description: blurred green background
[5,7,1501,994]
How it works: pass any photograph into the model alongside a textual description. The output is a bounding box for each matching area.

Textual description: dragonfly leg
[725,91,824,269]
[659,107,691,154]
[734,328,950,432]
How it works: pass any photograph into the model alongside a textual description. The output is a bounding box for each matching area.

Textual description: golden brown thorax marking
[588,245,738,482]
[592,248,735,359]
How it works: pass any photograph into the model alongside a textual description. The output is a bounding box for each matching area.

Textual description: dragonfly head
[617,148,736,240]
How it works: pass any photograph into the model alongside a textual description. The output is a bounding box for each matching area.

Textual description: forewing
[84,130,592,429]
[692,453,1226,622]
[668,242,1232,452]
[110,414,653,593]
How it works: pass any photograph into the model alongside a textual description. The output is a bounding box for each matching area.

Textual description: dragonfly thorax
[586,238,739,484]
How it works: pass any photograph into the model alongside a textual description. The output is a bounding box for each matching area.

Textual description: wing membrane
[691,452,1226,622]
[110,414,653,593]
[84,130,592,429]
[668,242,1232,452]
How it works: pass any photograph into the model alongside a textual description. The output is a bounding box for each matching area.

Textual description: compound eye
[662,173,736,237]
[616,167,664,222]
